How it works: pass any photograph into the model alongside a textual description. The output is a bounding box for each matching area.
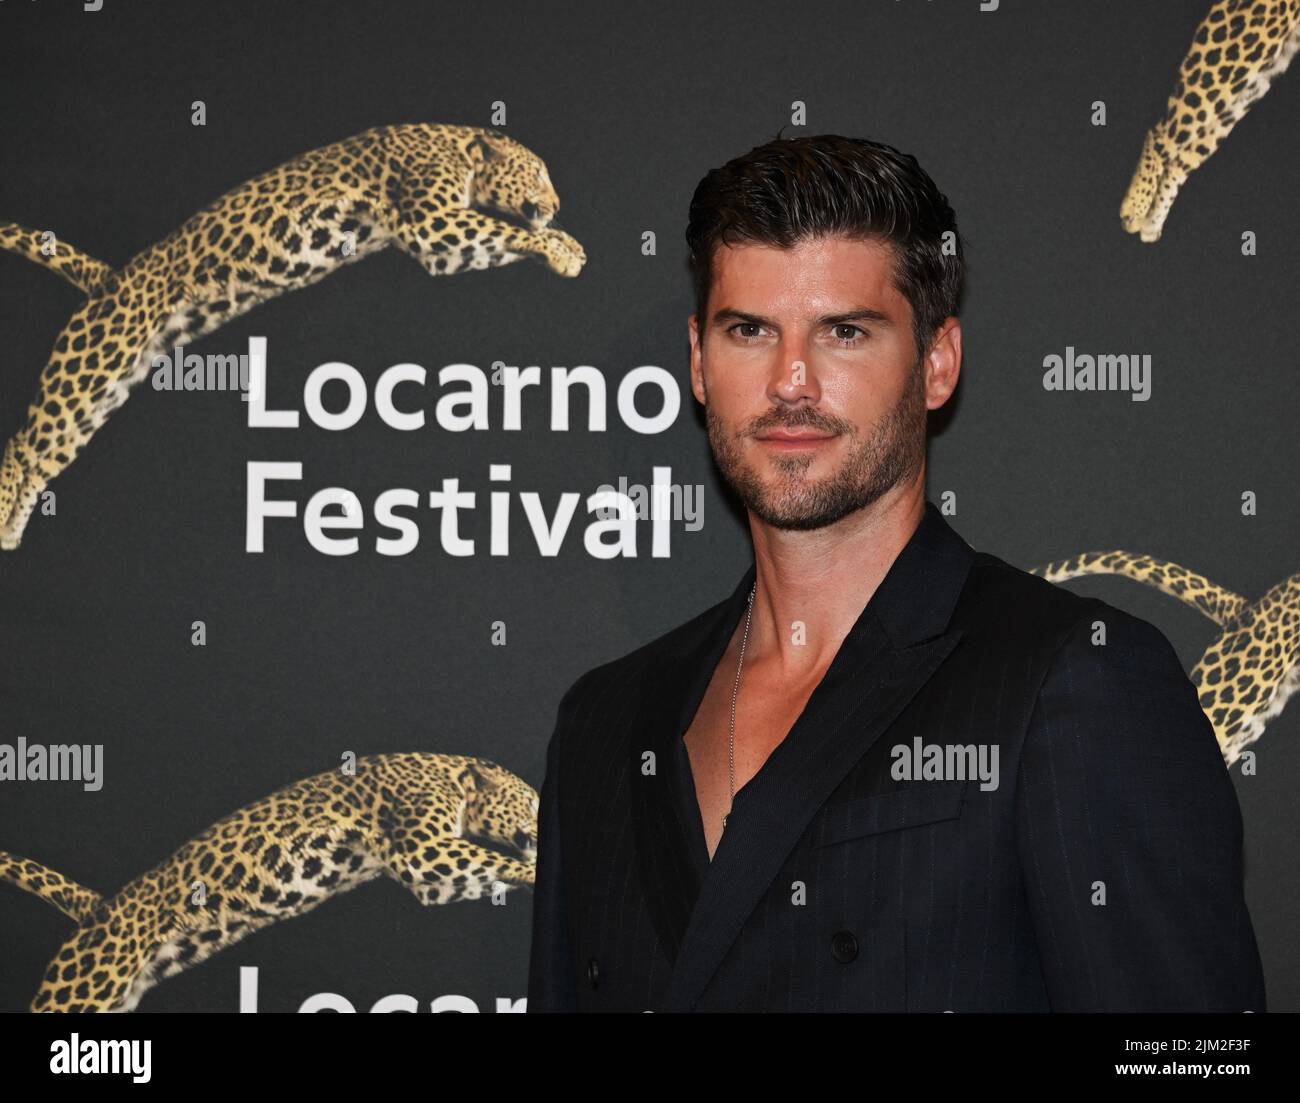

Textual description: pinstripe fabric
[526,502,1266,1012]
[672,731,710,879]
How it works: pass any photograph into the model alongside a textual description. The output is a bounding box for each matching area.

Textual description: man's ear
[923,316,962,411]
[689,314,707,405]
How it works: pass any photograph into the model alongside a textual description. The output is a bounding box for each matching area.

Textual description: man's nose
[769,335,819,398]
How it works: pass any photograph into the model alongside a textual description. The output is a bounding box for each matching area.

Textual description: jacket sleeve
[1014,605,1266,1011]
[525,675,585,1012]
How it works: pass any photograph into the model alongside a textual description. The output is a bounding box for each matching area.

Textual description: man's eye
[726,323,865,342]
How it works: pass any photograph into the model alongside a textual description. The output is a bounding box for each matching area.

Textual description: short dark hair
[685,134,966,363]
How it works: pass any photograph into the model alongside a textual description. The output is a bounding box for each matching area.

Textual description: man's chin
[744,491,849,531]
[752,508,849,532]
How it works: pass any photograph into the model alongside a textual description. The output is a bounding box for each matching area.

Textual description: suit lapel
[629,501,977,1007]
[628,562,757,965]
[663,621,966,1010]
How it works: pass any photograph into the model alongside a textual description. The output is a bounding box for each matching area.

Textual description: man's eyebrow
[709,306,893,328]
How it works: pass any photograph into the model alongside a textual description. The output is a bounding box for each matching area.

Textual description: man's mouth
[755,429,837,450]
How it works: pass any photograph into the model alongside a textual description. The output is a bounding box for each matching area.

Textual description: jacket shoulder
[962,549,1181,663]
[557,586,731,709]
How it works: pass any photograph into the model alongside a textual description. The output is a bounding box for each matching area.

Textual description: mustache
[745,408,849,436]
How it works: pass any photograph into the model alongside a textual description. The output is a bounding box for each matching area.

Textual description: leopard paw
[540,228,586,277]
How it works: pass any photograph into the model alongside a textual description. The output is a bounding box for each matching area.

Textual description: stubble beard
[705,357,928,532]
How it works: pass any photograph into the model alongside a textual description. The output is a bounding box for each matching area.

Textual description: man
[526,135,1266,1012]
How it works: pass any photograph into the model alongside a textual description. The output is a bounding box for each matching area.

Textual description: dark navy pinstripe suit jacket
[526,501,1266,1012]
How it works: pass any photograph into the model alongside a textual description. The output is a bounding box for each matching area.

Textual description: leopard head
[456,759,540,863]
[464,129,561,231]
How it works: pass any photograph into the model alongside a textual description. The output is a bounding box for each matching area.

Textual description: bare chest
[682,660,825,862]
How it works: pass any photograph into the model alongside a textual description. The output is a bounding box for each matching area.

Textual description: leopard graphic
[1121,0,1300,242]
[0,753,538,1012]
[0,123,586,549]
[1031,552,1299,767]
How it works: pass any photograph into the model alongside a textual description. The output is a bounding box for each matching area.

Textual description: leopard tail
[1028,550,1248,627]
[0,850,102,923]
[0,221,116,295]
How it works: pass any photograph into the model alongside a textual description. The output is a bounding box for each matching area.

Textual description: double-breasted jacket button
[587,957,600,988]
[830,930,858,963]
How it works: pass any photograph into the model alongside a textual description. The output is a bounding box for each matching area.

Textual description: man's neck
[744,481,926,679]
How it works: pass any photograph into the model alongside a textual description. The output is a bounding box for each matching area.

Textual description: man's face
[688,234,959,531]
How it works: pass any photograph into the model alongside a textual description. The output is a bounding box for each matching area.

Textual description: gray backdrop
[1,0,1295,1012]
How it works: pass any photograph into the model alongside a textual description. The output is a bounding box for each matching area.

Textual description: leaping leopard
[1030,551,1298,767]
[1121,0,1300,242]
[0,753,539,1012]
[0,123,586,550]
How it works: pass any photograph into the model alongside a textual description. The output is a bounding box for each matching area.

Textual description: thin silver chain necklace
[723,580,757,833]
